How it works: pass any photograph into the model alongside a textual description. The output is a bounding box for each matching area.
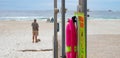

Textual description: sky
[0,0,120,11]
[88,0,120,11]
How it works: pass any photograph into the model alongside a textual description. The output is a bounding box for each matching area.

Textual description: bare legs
[32,31,38,43]
[32,35,37,43]
[35,35,37,42]
[32,35,34,43]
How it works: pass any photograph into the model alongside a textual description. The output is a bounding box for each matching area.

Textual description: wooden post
[54,0,59,58]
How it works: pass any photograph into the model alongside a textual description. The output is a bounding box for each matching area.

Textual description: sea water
[0,10,54,21]
[88,11,120,20]
[0,10,120,21]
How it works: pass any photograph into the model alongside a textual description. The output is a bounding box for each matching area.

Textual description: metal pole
[61,0,66,58]
[54,0,58,58]
[79,0,84,12]
[84,0,87,58]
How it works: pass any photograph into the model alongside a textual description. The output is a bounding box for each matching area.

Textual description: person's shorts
[33,31,38,36]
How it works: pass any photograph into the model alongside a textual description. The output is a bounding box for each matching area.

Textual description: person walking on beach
[31,19,39,43]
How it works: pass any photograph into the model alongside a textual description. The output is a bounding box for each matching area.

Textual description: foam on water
[0,10,120,21]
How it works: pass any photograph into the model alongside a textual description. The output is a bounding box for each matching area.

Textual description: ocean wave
[88,17,120,20]
[0,16,49,21]
[0,16,120,21]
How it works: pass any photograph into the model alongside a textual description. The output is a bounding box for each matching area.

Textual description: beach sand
[87,20,120,58]
[0,20,120,58]
[0,20,54,58]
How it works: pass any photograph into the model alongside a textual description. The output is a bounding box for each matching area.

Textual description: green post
[78,0,87,58]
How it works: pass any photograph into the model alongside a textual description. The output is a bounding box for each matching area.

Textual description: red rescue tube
[66,18,77,58]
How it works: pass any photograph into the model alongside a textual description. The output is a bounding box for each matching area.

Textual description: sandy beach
[0,20,54,58]
[0,20,120,58]
[87,20,120,58]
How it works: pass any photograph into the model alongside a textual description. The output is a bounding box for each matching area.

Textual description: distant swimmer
[50,17,54,23]
[31,19,39,43]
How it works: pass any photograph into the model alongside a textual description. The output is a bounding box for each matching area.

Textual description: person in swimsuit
[31,19,39,43]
